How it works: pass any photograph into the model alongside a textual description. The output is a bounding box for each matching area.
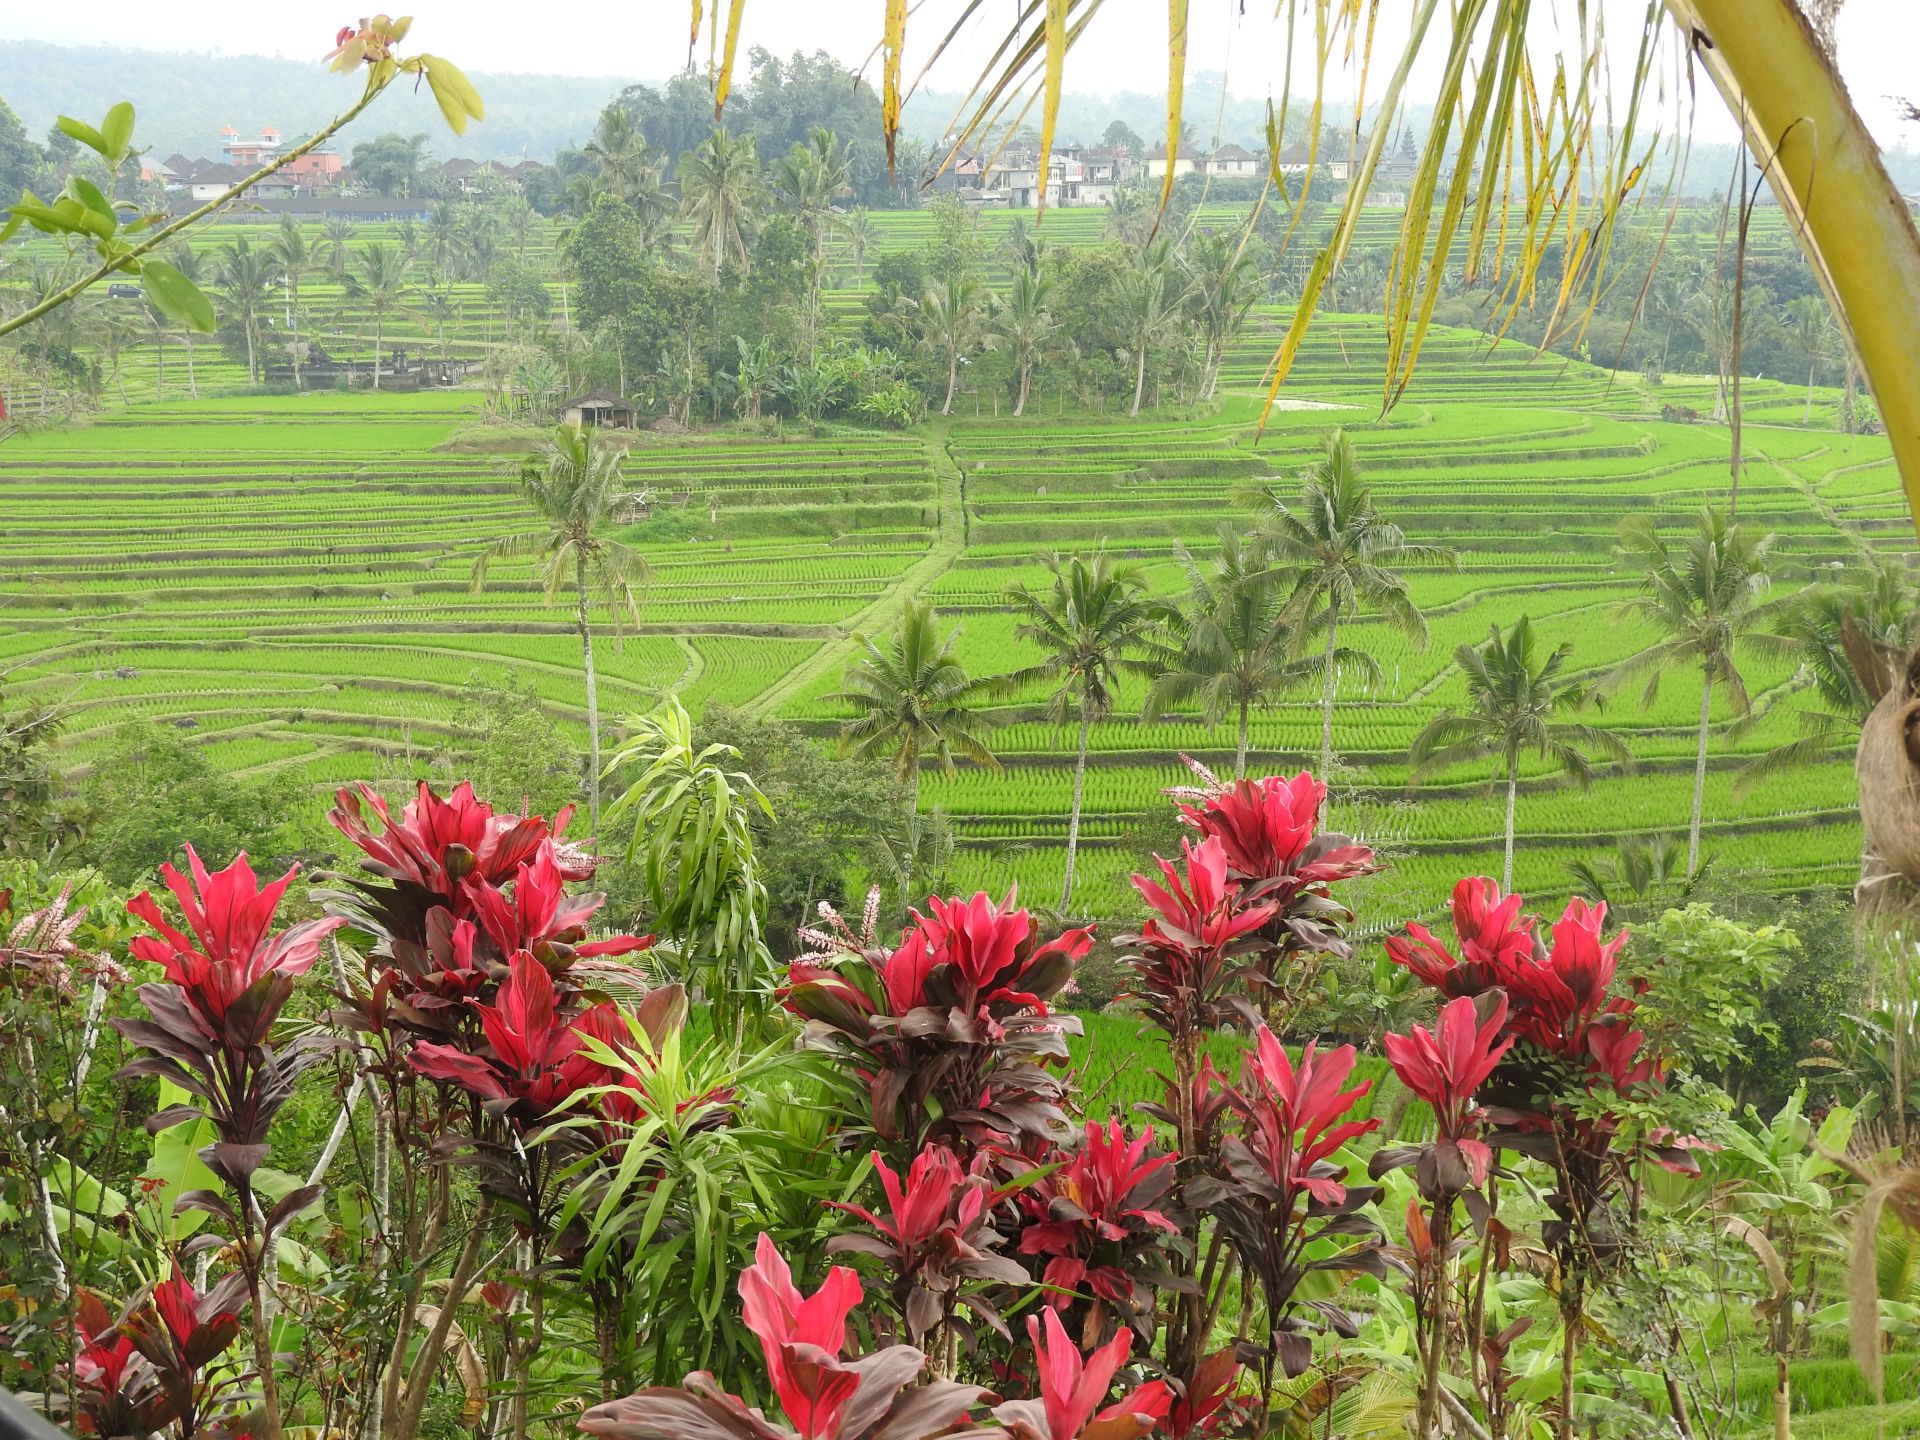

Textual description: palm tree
[585,106,654,202]
[322,215,357,280]
[774,128,850,358]
[268,218,316,389]
[1145,527,1327,778]
[830,598,998,818]
[1183,229,1260,399]
[1564,834,1694,909]
[1253,429,1456,778]
[1784,293,1838,424]
[918,274,985,416]
[994,266,1061,417]
[1003,552,1165,912]
[458,207,502,285]
[468,424,651,843]
[426,201,459,282]
[504,197,539,261]
[679,127,760,276]
[1116,238,1183,415]
[842,208,876,286]
[1610,506,1774,876]
[217,238,275,384]
[1740,554,1918,791]
[345,242,417,388]
[1410,617,1633,890]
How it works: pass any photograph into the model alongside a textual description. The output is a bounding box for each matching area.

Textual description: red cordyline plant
[1184,1031,1387,1388]
[780,889,1092,1161]
[1384,877,1699,1439]
[115,848,344,1440]
[1005,1118,1181,1344]
[577,1232,989,1440]
[1373,994,1514,1439]
[990,1307,1173,1439]
[323,780,655,1440]
[1165,761,1381,1019]
[1118,767,1375,1383]
[68,1264,249,1440]
[824,1142,1028,1358]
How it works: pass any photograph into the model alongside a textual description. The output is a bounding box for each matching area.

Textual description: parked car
[106,283,142,298]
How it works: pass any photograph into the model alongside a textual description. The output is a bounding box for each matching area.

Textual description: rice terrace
[5,5,1920,1440]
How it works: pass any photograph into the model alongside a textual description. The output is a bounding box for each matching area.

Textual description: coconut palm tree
[1253,429,1456,778]
[1116,238,1183,415]
[1410,617,1633,890]
[1610,505,1774,876]
[1784,292,1839,424]
[268,218,316,389]
[1564,834,1694,909]
[1739,553,1919,791]
[918,274,985,416]
[345,242,417,388]
[468,423,651,843]
[1145,526,1329,778]
[830,598,998,818]
[426,201,459,282]
[1182,228,1260,400]
[994,266,1061,417]
[842,208,876,286]
[585,106,653,201]
[216,237,275,384]
[322,215,357,280]
[679,127,761,276]
[1003,552,1165,912]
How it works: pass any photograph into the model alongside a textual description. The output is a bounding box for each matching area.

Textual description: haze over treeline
[8,37,1919,197]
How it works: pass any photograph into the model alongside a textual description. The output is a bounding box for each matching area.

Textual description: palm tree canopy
[468,423,651,627]
[1252,428,1457,647]
[829,598,999,782]
[1004,551,1167,725]
[1410,615,1633,785]
[1145,526,1322,726]
[1608,505,1776,710]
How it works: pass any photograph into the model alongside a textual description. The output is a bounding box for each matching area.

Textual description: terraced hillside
[2,316,1903,926]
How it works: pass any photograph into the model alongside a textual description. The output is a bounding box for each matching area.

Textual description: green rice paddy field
[1,211,1906,927]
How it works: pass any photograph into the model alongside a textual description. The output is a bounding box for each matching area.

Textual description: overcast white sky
[9,1,1918,150]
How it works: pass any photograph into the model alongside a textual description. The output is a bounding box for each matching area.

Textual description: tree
[917,274,985,416]
[216,237,274,384]
[345,241,416,387]
[1783,292,1838,424]
[679,127,761,276]
[842,208,875,286]
[1145,527,1323,778]
[78,722,298,884]
[443,676,582,819]
[1410,617,1632,890]
[1003,552,1165,912]
[468,424,652,842]
[993,266,1061,417]
[830,598,998,819]
[1183,229,1260,400]
[1114,238,1182,415]
[322,214,358,280]
[1253,429,1455,778]
[350,130,431,195]
[1102,119,1146,154]
[267,217,316,389]
[1610,506,1774,877]
[1740,553,1918,789]
[0,96,45,199]
[772,127,850,358]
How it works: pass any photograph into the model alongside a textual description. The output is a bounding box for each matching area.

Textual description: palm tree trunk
[1319,602,1340,777]
[576,557,602,847]
[244,318,257,385]
[942,353,958,415]
[1062,706,1092,913]
[373,311,384,390]
[1236,696,1251,779]
[1502,753,1519,891]
[184,335,198,398]
[1015,360,1031,416]
[1805,360,1816,424]
[1131,346,1147,416]
[289,282,302,390]
[1689,669,1714,876]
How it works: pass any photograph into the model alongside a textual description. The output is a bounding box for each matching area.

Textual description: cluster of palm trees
[832,434,1909,912]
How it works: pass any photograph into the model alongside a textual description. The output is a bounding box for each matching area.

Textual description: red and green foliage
[780,889,1091,1157]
